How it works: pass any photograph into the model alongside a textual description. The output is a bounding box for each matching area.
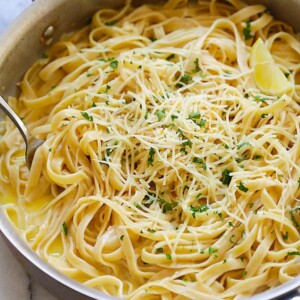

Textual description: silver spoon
[0,96,44,169]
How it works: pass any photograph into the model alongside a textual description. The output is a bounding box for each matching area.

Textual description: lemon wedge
[250,38,292,96]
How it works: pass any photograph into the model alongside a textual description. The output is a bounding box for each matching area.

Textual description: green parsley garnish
[148,148,155,166]
[254,155,262,160]
[208,247,218,255]
[120,235,124,240]
[218,212,223,221]
[166,54,175,61]
[105,20,118,26]
[283,232,289,240]
[62,222,68,236]
[290,208,300,227]
[189,112,201,120]
[134,202,142,209]
[241,271,247,278]
[221,169,232,186]
[254,96,267,103]
[190,204,210,218]
[192,58,200,73]
[243,20,252,40]
[156,247,164,254]
[86,73,94,77]
[110,59,119,70]
[237,142,251,150]
[147,229,156,233]
[287,251,300,256]
[159,198,178,213]
[298,178,300,188]
[41,53,48,59]
[155,109,166,121]
[171,114,178,121]
[176,73,192,88]
[284,72,290,78]
[165,253,172,260]
[81,112,93,122]
[92,102,97,108]
[192,157,207,170]
[230,234,237,245]
[237,182,248,192]
[142,193,156,208]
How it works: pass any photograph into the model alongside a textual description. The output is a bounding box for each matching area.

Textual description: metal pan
[0,0,300,299]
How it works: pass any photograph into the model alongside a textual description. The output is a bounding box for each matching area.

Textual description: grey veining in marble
[0,1,59,299]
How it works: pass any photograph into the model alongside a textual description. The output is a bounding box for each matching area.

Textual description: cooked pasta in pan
[1,0,300,298]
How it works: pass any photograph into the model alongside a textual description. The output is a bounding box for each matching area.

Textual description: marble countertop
[0,1,59,299]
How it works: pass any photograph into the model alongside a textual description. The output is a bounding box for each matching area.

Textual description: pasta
[1,0,300,298]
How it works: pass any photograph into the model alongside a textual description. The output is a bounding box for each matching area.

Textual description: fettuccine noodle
[1,0,300,299]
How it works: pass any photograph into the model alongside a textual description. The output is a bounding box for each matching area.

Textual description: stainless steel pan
[0,0,300,299]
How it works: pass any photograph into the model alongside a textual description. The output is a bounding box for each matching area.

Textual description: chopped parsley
[105,20,118,26]
[171,114,178,121]
[165,253,172,260]
[254,155,262,160]
[62,222,68,236]
[261,114,268,118]
[91,102,97,107]
[221,169,232,186]
[243,20,252,40]
[166,53,175,61]
[86,73,94,77]
[298,178,300,188]
[192,58,200,73]
[218,212,223,221]
[176,73,192,88]
[41,53,48,59]
[241,271,247,278]
[192,157,207,170]
[120,235,124,240]
[290,208,300,228]
[148,148,155,166]
[81,111,93,122]
[180,140,193,154]
[147,229,156,233]
[190,204,210,218]
[287,251,300,256]
[237,182,248,192]
[189,112,201,120]
[159,198,178,213]
[142,193,156,208]
[110,59,119,70]
[134,202,142,209]
[230,234,237,245]
[156,247,164,254]
[104,84,111,93]
[254,96,267,103]
[283,232,289,240]
[237,142,251,150]
[284,72,290,78]
[208,247,218,255]
[229,221,234,227]
[155,109,166,121]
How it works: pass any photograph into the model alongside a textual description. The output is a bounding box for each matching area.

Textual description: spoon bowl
[0,96,44,169]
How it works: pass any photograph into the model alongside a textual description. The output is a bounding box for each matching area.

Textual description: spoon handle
[0,96,29,146]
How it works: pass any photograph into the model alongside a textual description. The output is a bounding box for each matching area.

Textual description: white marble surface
[0,1,59,299]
